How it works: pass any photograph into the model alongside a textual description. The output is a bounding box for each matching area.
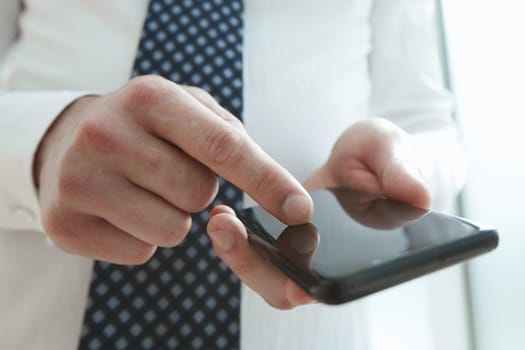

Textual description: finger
[381,159,431,209]
[64,170,192,247]
[182,86,245,132]
[303,165,337,192]
[72,113,219,213]
[368,121,431,209]
[99,180,192,247]
[286,280,315,306]
[211,208,319,269]
[210,204,236,217]
[343,119,431,209]
[123,77,313,225]
[276,223,320,271]
[46,210,156,265]
[207,208,314,309]
[112,132,219,213]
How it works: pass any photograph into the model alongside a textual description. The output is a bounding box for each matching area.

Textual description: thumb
[381,159,432,209]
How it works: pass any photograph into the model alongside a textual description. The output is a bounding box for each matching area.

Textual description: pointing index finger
[135,79,313,224]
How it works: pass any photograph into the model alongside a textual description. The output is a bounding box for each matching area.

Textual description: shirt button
[12,207,36,227]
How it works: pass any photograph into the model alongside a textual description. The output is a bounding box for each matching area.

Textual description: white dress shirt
[0,0,466,349]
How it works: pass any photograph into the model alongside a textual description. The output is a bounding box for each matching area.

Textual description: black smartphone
[236,188,498,304]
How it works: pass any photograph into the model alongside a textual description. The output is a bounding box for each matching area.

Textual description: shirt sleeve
[0,92,88,232]
[0,1,88,232]
[369,0,467,211]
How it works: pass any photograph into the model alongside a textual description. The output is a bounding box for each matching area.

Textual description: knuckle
[186,173,218,212]
[127,244,157,265]
[205,127,247,166]
[74,118,117,154]
[56,171,85,203]
[142,151,164,175]
[157,214,192,247]
[43,212,78,254]
[249,164,281,199]
[42,210,64,239]
[355,118,403,140]
[122,75,173,111]
[162,157,218,212]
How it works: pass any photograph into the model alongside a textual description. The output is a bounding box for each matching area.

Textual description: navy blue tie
[79,1,243,348]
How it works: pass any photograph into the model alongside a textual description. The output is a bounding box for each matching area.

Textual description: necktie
[79,1,243,349]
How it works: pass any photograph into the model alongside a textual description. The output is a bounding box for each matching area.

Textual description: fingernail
[212,230,234,251]
[282,194,313,224]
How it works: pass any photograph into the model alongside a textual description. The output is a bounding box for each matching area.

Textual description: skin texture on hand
[303,118,432,210]
[207,118,434,309]
[35,82,430,311]
[207,205,315,309]
[34,75,313,265]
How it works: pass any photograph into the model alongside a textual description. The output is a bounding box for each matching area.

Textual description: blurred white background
[444,1,525,349]
[360,1,524,349]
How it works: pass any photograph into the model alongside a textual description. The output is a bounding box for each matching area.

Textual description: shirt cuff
[0,91,89,232]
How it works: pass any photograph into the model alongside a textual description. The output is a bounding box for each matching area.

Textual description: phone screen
[237,188,497,303]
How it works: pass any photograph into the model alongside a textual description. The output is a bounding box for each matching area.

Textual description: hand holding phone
[236,188,498,304]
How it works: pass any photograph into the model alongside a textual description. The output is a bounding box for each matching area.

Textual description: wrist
[33,95,98,190]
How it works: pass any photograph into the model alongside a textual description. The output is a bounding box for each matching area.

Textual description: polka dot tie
[79,1,243,349]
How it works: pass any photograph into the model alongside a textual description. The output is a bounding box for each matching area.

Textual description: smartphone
[236,188,498,304]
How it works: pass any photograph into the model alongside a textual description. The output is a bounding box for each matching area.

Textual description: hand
[207,205,315,309]
[35,75,313,264]
[208,118,431,309]
[303,118,432,209]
